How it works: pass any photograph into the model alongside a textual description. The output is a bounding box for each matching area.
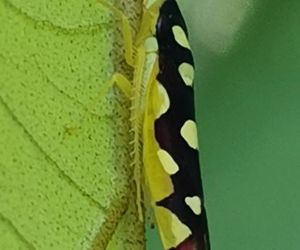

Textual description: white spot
[172,25,191,49]
[153,82,170,118]
[157,149,179,175]
[144,36,158,52]
[180,120,198,149]
[178,63,194,86]
[185,196,202,215]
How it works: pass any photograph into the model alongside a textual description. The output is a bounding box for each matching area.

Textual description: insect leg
[91,72,132,106]
[97,0,135,67]
[64,2,138,136]
[128,45,148,221]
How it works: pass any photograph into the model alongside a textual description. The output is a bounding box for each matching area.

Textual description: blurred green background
[149,0,300,249]
[1,0,300,249]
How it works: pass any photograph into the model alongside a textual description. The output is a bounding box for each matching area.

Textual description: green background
[159,0,300,249]
[1,0,300,249]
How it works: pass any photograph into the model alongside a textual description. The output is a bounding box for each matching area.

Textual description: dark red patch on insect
[171,235,210,250]
[167,235,209,250]
[170,236,198,250]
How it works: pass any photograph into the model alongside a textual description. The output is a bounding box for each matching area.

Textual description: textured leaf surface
[0,0,144,249]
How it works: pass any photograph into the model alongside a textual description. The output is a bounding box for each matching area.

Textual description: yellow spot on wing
[157,149,179,175]
[144,37,158,52]
[152,81,170,118]
[180,120,198,149]
[155,206,192,249]
[144,0,159,9]
[171,212,192,246]
[172,25,191,49]
[185,196,202,215]
[178,62,194,86]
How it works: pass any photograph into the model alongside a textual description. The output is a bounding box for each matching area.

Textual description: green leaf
[0,0,144,249]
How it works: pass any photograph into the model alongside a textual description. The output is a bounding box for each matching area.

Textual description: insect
[97,0,210,249]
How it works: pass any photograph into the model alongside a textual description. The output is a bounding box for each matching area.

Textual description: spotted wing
[143,0,210,249]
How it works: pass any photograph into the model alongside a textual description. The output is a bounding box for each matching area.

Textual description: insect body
[98,0,210,249]
[143,1,210,249]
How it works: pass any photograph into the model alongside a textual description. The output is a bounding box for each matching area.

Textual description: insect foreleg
[97,0,135,67]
